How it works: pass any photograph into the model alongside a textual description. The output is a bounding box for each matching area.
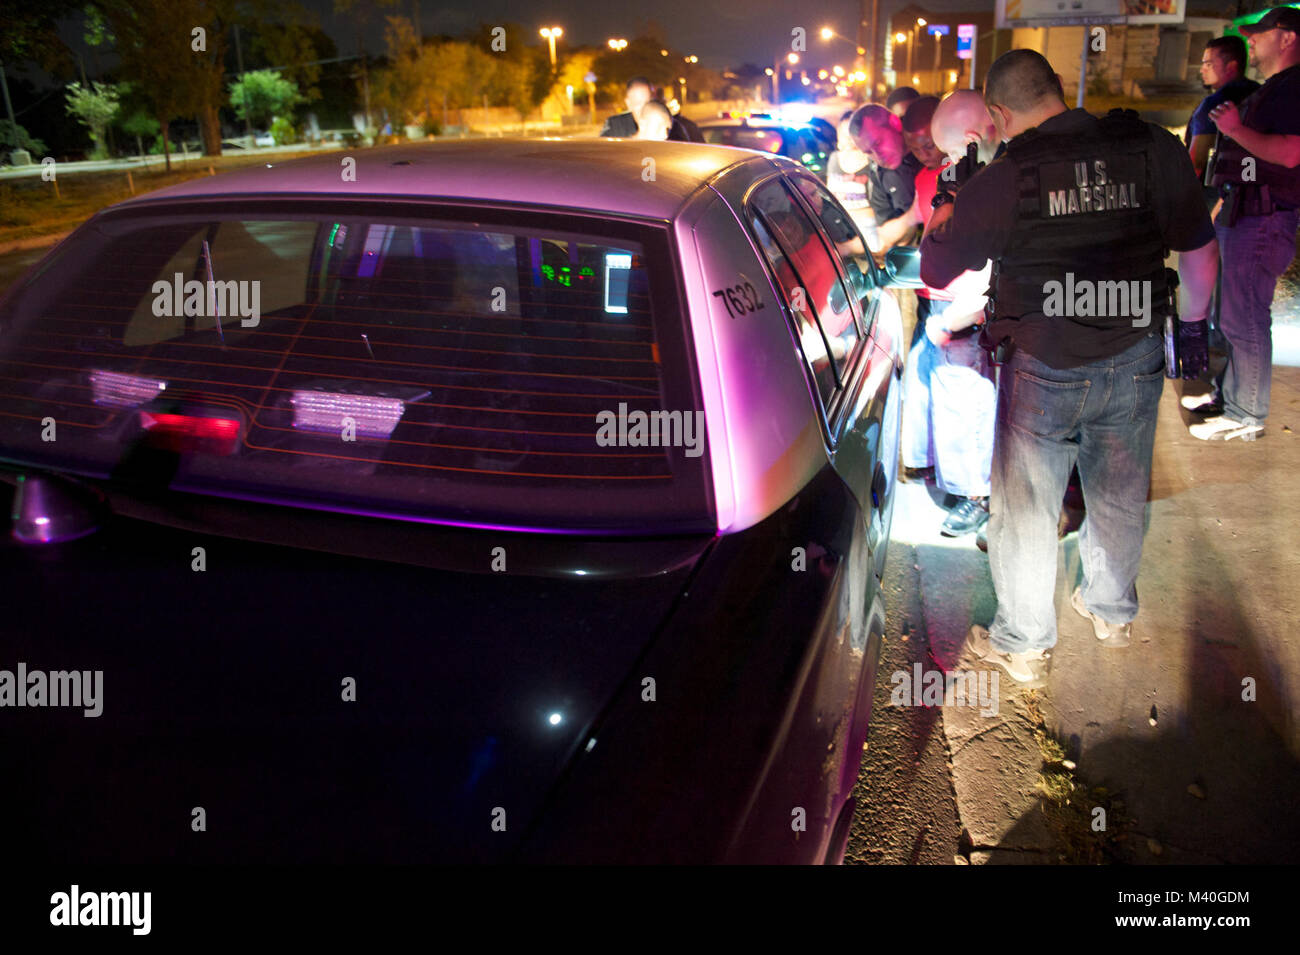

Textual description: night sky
[306,0,934,70]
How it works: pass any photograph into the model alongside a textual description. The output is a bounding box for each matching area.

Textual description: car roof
[115,139,778,221]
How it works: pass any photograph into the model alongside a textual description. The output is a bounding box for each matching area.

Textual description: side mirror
[883,245,925,289]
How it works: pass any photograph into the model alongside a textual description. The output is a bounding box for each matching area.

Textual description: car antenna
[201,239,225,346]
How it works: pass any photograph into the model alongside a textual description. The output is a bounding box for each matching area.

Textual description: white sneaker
[964,626,1048,686]
[1070,587,1131,648]
[1188,415,1264,441]
[1180,393,1220,413]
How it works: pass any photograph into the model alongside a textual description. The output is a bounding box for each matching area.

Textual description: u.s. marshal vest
[991,109,1169,329]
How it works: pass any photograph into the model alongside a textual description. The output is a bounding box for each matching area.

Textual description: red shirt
[914,163,953,301]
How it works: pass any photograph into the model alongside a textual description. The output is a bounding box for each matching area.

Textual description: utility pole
[233,25,252,146]
[932,32,942,92]
[0,60,16,128]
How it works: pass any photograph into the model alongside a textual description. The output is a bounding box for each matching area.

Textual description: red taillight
[138,412,241,455]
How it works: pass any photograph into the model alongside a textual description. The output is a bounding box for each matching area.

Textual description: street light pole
[540,27,563,69]
[933,32,942,92]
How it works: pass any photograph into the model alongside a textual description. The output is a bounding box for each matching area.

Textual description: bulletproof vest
[1211,137,1300,206]
[991,109,1169,328]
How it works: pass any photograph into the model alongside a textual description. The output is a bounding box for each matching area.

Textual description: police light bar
[291,390,407,439]
[89,370,167,408]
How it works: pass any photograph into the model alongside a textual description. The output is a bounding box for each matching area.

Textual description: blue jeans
[901,332,995,497]
[987,332,1165,654]
[1213,208,1300,424]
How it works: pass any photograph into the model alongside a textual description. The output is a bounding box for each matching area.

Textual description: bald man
[931,89,1001,167]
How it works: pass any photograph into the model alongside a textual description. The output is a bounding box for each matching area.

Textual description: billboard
[956,23,975,59]
[1122,0,1186,26]
[995,0,1185,27]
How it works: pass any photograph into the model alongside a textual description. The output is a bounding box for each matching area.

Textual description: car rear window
[0,201,711,532]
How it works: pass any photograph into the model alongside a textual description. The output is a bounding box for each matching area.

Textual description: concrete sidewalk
[892,348,1300,864]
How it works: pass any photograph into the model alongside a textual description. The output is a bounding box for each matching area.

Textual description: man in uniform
[850,104,923,251]
[920,50,1220,684]
[1186,35,1259,183]
[1188,7,1300,440]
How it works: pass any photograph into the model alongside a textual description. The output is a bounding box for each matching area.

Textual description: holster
[979,323,1014,366]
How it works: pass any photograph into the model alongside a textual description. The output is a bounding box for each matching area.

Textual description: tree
[0,120,45,155]
[64,80,120,158]
[228,70,300,130]
[95,0,320,159]
[592,34,678,105]
[0,0,79,75]
[249,8,331,103]
[372,14,424,127]
[90,0,208,170]
[334,0,401,134]
[472,24,550,124]
[117,108,158,158]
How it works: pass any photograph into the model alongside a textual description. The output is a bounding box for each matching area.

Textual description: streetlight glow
[606,38,627,51]
[787,52,799,64]
[540,26,564,68]
[820,27,834,40]
[917,17,927,26]
[895,32,907,43]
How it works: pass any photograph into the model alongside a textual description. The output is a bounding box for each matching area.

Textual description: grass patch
[0,149,332,242]
[1020,690,1129,864]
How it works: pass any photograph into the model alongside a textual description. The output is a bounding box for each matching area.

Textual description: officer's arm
[1177,238,1219,323]
[919,162,1012,288]
[1225,127,1300,168]
[876,193,923,250]
[1212,103,1300,167]
[1188,133,1215,178]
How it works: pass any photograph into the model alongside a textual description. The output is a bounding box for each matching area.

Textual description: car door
[746,173,901,579]
[785,171,903,579]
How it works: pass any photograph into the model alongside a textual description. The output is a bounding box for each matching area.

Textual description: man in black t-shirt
[1186,35,1259,184]
[920,50,1220,684]
[1186,7,1300,440]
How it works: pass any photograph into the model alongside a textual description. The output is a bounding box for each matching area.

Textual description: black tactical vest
[1211,137,1300,207]
[991,110,1169,328]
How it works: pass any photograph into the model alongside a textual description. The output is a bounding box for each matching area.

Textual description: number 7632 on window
[712,282,765,318]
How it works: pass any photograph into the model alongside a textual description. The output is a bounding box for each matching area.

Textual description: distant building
[875,1,1250,101]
